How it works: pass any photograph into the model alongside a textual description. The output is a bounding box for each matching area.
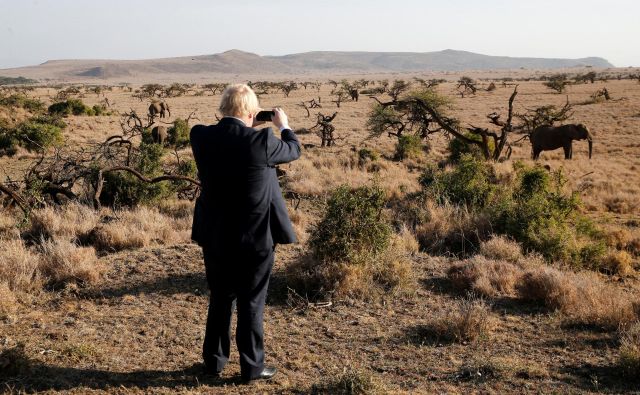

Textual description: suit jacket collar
[218,117,247,127]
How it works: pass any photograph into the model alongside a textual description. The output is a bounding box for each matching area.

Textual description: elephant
[148,101,170,120]
[530,123,593,160]
[151,126,168,145]
[349,88,359,102]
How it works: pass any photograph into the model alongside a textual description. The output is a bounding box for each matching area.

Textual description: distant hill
[0,49,614,82]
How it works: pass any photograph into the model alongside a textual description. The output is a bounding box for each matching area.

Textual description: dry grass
[447,256,523,298]
[479,235,523,264]
[0,210,19,240]
[27,203,99,242]
[517,266,638,329]
[0,239,40,292]
[287,231,417,301]
[84,206,190,252]
[310,368,386,395]
[423,297,493,343]
[415,201,491,255]
[603,193,640,214]
[619,321,640,377]
[157,199,194,219]
[601,250,635,275]
[38,238,102,288]
[0,281,18,316]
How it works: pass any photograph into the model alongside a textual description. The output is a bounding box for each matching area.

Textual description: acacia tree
[515,98,573,134]
[366,87,519,161]
[456,76,477,98]
[544,74,570,93]
[310,112,339,147]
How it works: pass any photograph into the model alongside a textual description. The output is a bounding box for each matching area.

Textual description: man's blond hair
[219,84,260,118]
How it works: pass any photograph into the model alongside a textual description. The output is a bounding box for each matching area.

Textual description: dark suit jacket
[190,117,301,252]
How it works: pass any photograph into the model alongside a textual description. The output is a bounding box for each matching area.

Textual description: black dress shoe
[243,366,277,382]
[201,364,222,377]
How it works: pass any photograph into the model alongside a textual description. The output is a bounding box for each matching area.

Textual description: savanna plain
[1,71,640,394]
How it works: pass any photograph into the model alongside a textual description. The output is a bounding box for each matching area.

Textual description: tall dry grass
[37,238,102,288]
[619,322,640,377]
[0,239,40,292]
[85,206,191,252]
[423,297,494,343]
[448,236,639,329]
[415,201,491,255]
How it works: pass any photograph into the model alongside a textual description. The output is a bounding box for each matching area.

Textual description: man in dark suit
[190,84,300,382]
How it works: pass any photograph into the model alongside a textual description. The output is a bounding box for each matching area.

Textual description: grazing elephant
[349,88,359,102]
[148,102,170,119]
[530,123,593,160]
[151,126,168,145]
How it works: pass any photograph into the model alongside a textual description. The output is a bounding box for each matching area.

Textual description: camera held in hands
[256,110,275,122]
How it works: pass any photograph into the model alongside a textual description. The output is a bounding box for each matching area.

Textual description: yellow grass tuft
[601,250,635,275]
[0,281,18,316]
[479,235,523,264]
[424,297,494,343]
[28,203,99,241]
[85,206,190,252]
[619,322,640,377]
[448,256,522,297]
[0,239,40,292]
[517,266,638,329]
[38,238,102,288]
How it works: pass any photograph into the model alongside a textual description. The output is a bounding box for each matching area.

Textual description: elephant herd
[147,102,170,145]
[144,99,593,160]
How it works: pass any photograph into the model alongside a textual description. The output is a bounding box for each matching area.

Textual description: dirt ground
[1,73,640,393]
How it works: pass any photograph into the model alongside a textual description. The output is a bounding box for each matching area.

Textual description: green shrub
[0,94,44,112]
[310,184,391,263]
[419,159,604,265]
[394,134,424,160]
[48,99,89,116]
[91,104,109,116]
[448,132,495,162]
[0,132,18,156]
[168,118,189,148]
[421,154,496,208]
[14,120,63,151]
[489,164,602,265]
[357,147,378,162]
[99,143,172,207]
[141,127,154,145]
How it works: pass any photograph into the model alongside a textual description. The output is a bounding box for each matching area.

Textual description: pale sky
[1,0,638,69]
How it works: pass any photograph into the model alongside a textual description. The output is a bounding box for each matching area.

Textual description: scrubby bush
[357,147,378,163]
[418,158,604,265]
[48,99,89,116]
[394,134,424,160]
[311,184,391,263]
[99,143,172,207]
[290,184,415,300]
[489,164,602,265]
[168,118,190,148]
[421,154,496,208]
[0,116,65,155]
[0,94,44,112]
[448,132,495,163]
[14,120,64,151]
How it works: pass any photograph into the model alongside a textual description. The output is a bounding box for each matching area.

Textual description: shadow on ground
[1,350,251,393]
[79,272,209,299]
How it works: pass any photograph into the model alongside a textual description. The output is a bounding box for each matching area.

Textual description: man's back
[190,117,300,251]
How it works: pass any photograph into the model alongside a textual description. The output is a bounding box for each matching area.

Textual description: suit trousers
[201,245,274,380]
